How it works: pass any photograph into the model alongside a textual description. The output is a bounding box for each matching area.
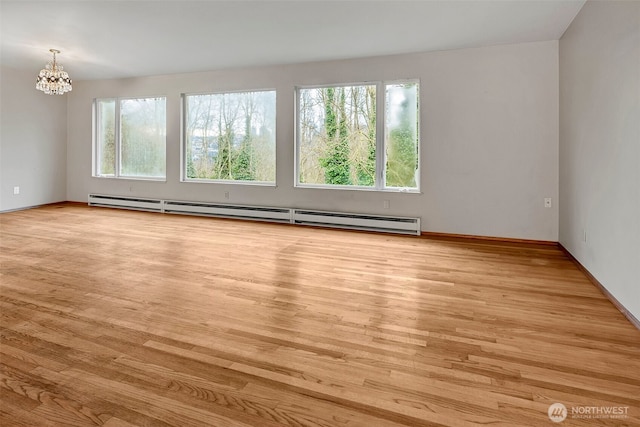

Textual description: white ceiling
[1,0,585,81]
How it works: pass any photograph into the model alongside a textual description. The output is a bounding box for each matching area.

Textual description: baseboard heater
[87,194,420,235]
[163,200,291,223]
[292,209,420,235]
[88,194,163,212]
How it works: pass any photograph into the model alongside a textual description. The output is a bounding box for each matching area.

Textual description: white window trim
[180,89,277,185]
[294,79,420,192]
[93,96,167,181]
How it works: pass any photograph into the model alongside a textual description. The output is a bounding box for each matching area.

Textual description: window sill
[93,176,167,182]
[295,184,421,194]
[182,179,276,187]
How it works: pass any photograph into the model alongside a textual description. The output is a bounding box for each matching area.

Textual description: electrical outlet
[544,198,552,208]
[383,200,390,209]
[224,191,230,199]
[13,186,20,195]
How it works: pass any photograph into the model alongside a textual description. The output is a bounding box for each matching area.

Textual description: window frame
[294,79,420,193]
[180,88,277,186]
[92,96,167,181]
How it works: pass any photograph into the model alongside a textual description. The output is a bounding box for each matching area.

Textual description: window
[94,97,167,179]
[296,81,419,190]
[183,90,276,183]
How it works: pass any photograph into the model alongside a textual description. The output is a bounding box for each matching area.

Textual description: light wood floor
[1,204,639,427]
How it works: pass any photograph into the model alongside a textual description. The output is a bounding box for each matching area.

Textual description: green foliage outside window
[96,97,166,178]
[385,83,418,188]
[184,91,275,182]
[298,82,418,189]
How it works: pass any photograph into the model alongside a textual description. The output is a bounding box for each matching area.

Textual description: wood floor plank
[1,203,639,426]
[1,363,110,426]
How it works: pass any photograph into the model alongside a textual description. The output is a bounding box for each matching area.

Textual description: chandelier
[36,49,72,95]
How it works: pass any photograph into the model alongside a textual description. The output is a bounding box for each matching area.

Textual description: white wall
[66,40,559,241]
[0,66,67,212]
[559,1,640,319]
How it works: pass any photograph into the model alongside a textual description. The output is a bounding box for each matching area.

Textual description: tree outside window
[297,81,419,190]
